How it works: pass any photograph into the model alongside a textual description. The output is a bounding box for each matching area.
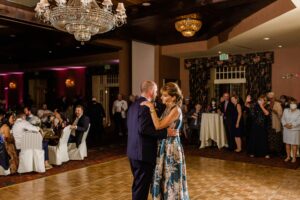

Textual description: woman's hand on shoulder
[140,101,154,109]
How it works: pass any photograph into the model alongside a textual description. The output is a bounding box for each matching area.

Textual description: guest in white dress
[281,99,300,163]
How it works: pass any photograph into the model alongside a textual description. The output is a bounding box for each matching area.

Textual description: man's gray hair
[140,80,156,93]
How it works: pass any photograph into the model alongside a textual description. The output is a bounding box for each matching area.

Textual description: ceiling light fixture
[35,0,127,44]
[278,45,283,48]
[142,2,151,6]
[175,13,202,37]
[263,37,270,40]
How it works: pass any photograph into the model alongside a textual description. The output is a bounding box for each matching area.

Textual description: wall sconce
[9,82,17,89]
[281,73,299,79]
[65,78,75,87]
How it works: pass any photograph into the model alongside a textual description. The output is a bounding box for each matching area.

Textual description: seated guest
[0,112,18,174]
[69,105,90,147]
[12,113,40,151]
[281,99,300,163]
[52,109,67,137]
[12,113,53,169]
[0,134,9,172]
[37,103,53,123]
[24,106,41,126]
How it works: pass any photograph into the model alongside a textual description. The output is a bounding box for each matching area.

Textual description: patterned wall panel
[185,52,274,106]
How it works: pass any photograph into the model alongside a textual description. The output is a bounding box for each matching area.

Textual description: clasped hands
[284,123,293,129]
[141,101,178,137]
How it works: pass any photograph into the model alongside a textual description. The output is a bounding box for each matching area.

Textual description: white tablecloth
[199,113,228,149]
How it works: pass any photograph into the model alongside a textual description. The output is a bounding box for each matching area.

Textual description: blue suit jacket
[127,96,167,164]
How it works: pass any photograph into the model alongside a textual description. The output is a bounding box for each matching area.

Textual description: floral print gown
[152,107,189,200]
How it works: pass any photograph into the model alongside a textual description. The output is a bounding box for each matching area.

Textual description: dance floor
[1,155,300,200]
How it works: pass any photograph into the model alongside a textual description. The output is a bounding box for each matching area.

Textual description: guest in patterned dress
[141,82,189,200]
[281,99,300,163]
[0,112,18,174]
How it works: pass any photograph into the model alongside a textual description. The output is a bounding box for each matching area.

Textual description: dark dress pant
[129,158,155,200]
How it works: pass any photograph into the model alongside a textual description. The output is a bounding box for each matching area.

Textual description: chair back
[21,131,43,150]
[80,124,90,144]
[58,125,71,147]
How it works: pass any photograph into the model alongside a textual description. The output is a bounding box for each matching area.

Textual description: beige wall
[132,41,156,95]
[273,47,300,101]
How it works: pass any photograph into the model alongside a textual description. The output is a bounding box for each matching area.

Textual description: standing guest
[281,99,300,163]
[207,98,218,113]
[128,94,136,108]
[70,105,90,148]
[220,92,235,150]
[181,98,190,141]
[86,97,106,148]
[127,80,170,200]
[0,112,18,174]
[244,95,253,153]
[279,95,289,110]
[231,95,243,152]
[112,94,128,136]
[188,103,203,146]
[248,95,271,158]
[267,92,283,155]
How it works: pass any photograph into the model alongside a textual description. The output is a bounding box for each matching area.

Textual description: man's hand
[167,128,177,137]
[70,125,77,130]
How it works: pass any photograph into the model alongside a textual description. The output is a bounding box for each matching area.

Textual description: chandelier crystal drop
[175,13,202,37]
[35,0,127,43]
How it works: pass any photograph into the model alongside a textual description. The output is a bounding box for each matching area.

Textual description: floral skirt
[151,136,189,200]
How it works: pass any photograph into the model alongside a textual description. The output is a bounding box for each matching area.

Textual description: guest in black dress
[231,95,243,152]
[248,95,271,158]
[244,95,253,153]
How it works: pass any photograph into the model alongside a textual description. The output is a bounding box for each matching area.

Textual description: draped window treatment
[184,52,274,106]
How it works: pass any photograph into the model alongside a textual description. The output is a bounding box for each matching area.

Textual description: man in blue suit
[127,80,170,200]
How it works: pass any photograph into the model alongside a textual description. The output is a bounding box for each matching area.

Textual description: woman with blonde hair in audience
[281,98,300,163]
[0,112,18,174]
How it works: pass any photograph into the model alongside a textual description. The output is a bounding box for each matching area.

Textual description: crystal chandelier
[175,13,202,37]
[35,0,127,43]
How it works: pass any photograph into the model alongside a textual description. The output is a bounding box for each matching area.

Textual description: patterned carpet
[1,142,297,189]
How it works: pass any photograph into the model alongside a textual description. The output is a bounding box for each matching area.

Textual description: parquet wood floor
[1,155,300,200]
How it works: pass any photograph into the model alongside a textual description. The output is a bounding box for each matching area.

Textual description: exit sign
[219,53,229,61]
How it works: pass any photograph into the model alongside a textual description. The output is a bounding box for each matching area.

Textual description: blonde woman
[141,82,189,200]
[281,99,300,163]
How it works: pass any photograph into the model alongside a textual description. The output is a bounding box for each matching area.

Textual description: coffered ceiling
[0,0,276,66]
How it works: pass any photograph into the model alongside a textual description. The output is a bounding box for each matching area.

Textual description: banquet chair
[68,124,90,160]
[18,131,45,173]
[48,125,71,165]
[0,166,10,176]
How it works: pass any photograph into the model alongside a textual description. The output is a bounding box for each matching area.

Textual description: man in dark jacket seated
[69,105,90,147]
